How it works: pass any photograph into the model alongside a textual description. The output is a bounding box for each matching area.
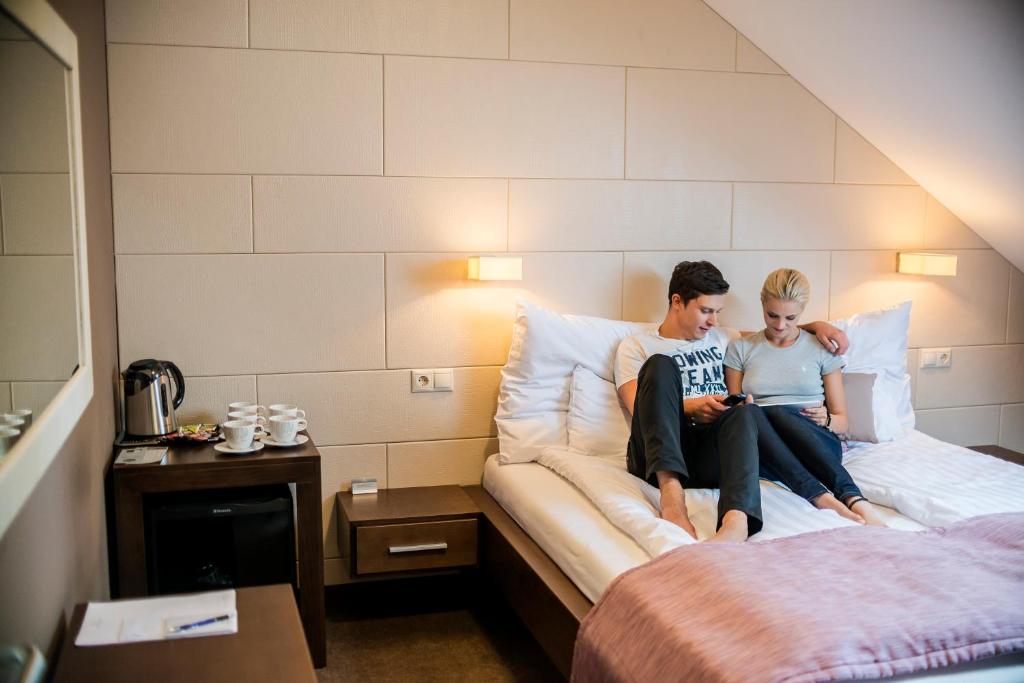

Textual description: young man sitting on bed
[614,261,849,542]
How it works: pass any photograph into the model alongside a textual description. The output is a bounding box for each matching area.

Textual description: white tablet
[754,400,823,409]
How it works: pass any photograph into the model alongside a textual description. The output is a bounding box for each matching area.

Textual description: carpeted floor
[316,573,564,682]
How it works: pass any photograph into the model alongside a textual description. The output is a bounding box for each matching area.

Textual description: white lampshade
[467,256,523,281]
[897,252,958,276]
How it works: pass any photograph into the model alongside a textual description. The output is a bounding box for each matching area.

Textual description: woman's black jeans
[754,405,862,503]
[626,354,764,535]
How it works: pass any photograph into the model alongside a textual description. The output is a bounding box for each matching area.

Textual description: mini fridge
[144,485,296,595]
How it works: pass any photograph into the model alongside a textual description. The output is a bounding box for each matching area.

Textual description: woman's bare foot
[849,499,887,527]
[707,510,748,543]
[812,492,865,524]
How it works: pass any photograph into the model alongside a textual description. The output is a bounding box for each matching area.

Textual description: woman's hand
[801,405,828,426]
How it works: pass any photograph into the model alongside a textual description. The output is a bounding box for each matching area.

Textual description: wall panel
[253,176,507,253]
[106,0,247,47]
[915,345,1024,409]
[250,0,508,58]
[914,406,1001,446]
[510,0,734,70]
[734,184,925,250]
[388,437,498,488]
[113,174,252,254]
[108,45,382,174]
[117,254,385,375]
[627,69,834,182]
[385,56,624,178]
[509,179,730,252]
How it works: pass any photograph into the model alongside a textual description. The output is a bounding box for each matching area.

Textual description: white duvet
[535,430,1024,558]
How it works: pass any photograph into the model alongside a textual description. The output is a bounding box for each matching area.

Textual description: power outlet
[410,369,454,393]
[919,348,952,368]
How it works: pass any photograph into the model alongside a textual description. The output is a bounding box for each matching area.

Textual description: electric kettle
[120,359,185,437]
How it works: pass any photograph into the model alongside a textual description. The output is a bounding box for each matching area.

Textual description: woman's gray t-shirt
[723,330,843,405]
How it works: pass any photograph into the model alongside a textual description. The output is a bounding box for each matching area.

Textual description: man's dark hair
[668,261,729,305]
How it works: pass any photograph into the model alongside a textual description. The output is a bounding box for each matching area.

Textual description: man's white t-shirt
[614,327,739,398]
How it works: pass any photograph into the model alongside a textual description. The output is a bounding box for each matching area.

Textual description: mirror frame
[0,0,94,537]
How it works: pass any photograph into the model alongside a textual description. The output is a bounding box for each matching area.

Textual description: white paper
[114,447,168,465]
[75,589,237,646]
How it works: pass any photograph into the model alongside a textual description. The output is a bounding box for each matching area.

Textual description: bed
[475,300,1024,682]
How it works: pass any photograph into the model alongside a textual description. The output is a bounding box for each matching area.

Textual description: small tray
[160,424,221,444]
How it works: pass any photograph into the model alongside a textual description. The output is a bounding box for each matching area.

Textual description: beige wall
[104,0,1023,581]
[0,0,118,655]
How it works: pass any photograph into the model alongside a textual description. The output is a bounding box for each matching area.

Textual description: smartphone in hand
[723,393,747,407]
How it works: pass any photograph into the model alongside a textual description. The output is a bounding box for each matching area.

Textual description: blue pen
[171,614,231,633]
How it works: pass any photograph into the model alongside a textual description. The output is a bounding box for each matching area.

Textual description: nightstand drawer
[355,518,477,575]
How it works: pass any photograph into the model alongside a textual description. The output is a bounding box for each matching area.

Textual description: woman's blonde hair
[761,268,811,306]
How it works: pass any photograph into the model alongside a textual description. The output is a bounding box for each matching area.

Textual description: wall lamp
[467,256,523,281]
[897,252,958,277]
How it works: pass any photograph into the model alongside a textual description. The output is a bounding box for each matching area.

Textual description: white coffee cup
[227,411,267,432]
[3,409,32,429]
[0,416,26,431]
[227,402,265,416]
[268,404,306,419]
[0,427,20,457]
[221,419,257,450]
[268,415,307,443]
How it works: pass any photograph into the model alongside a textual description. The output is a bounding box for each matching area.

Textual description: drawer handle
[389,542,448,554]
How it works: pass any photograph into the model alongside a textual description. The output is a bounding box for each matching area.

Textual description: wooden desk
[110,436,325,667]
[52,585,315,682]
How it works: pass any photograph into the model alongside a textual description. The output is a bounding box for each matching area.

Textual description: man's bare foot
[812,492,864,524]
[707,510,748,543]
[657,471,697,539]
[660,501,697,539]
[849,499,887,527]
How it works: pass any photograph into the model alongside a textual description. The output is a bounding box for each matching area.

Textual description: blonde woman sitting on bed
[724,269,886,527]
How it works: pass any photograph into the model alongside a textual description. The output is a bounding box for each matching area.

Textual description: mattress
[483,454,919,603]
[482,434,1024,681]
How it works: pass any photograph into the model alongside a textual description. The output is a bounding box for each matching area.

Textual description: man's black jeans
[626,354,764,535]
[755,405,862,502]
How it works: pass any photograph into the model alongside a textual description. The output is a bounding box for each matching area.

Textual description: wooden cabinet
[337,486,479,579]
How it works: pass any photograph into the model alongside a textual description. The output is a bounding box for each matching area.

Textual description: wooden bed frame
[464,486,590,678]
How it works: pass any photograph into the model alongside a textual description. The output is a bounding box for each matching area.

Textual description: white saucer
[214,441,265,455]
[262,434,309,448]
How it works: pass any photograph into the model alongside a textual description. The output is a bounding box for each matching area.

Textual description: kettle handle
[165,361,185,409]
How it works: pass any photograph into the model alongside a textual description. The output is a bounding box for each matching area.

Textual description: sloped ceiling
[705,0,1024,271]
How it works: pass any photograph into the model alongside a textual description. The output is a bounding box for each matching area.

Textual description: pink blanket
[572,513,1024,683]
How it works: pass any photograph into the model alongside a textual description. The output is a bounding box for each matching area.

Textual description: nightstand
[336,486,479,579]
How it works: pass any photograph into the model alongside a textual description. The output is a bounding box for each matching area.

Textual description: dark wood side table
[52,584,315,682]
[337,485,479,579]
[110,436,325,667]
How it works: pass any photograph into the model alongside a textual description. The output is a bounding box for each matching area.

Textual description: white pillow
[841,372,902,443]
[567,366,631,458]
[496,300,652,464]
[832,301,914,441]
